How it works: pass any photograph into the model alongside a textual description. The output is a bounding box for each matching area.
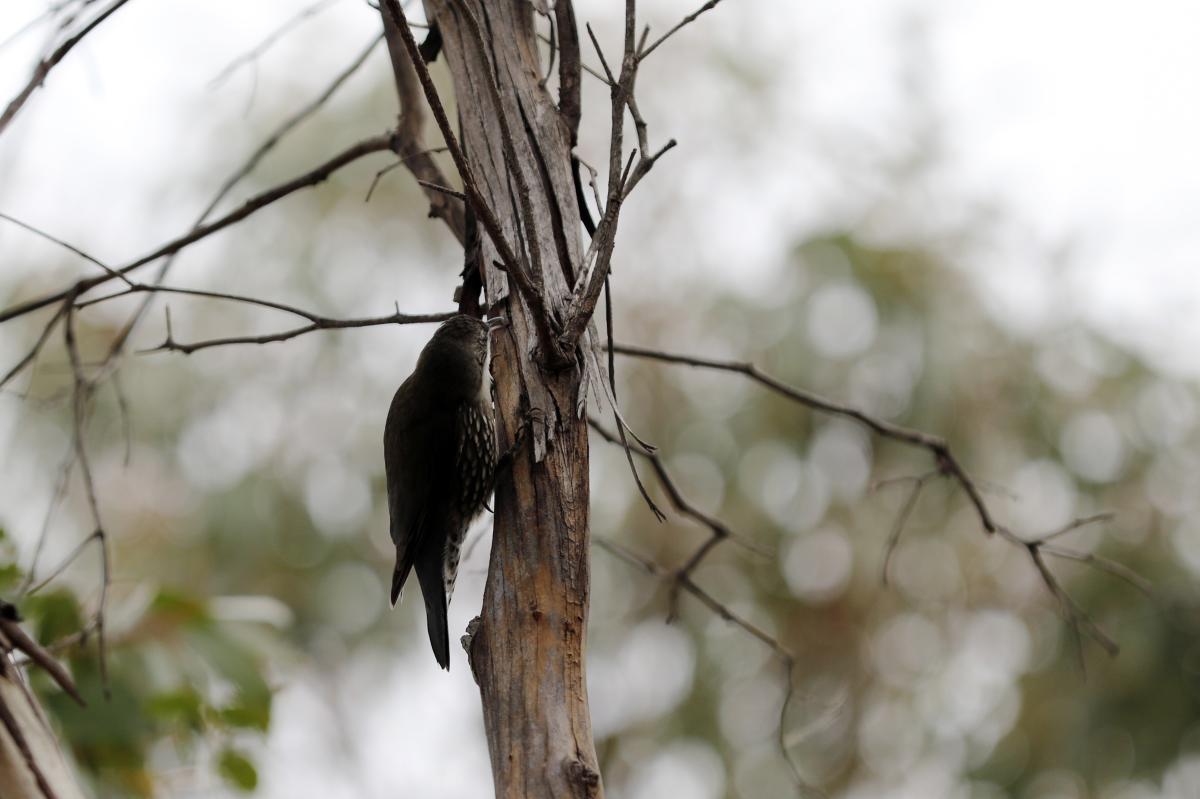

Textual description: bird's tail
[415,554,450,670]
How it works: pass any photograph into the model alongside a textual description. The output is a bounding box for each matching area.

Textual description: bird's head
[415,314,491,397]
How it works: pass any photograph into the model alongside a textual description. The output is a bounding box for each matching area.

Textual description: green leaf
[218,748,258,792]
[150,589,210,626]
[218,692,271,732]
[0,562,23,594]
[22,590,83,643]
[185,627,271,705]
[147,688,206,732]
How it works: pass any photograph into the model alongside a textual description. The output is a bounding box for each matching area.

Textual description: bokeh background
[2,1,1200,797]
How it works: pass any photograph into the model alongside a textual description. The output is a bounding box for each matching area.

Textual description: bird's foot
[495,406,547,472]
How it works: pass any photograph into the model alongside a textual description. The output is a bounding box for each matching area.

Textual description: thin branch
[593,537,818,795]
[415,180,467,201]
[208,0,342,88]
[553,0,583,143]
[589,417,768,560]
[362,146,450,203]
[557,4,676,355]
[80,282,359,320]
[63,302,111,694]
[613,341,1129,659]
[0,133,395,325]
[0,213,132,286]
[378,4,467,240]
[99,32,384,368]
[0,302,67,391]
[133,301,452,356]
[378,0,560,362]
[0,0,133,138]
[1040,544,1154,597]
[0,1,72,53]
[878,470,938,586]
[638,0,730,61]
[0,619,85,706]
[1029,546,1118,658]
[611,342,999,533]
[595,281,665,521]
[1028,511,1116,544]
[17,442,74,596]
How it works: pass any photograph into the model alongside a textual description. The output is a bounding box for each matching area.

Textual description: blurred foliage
[3,115,1200,799]
[4,554,282,796]
[586,230,1200,798]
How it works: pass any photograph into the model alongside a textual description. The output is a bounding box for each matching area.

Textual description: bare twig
[593,536,817,795]
[0,619,85,706]
[0,133,395,325]
[0,213,132,286]
[209,0,342,88]
[611,342,1000,533]
[137,303,452,356]
[0,302,67,391]
[1028,512,1116,544]
[363,146,450,203]
[595,282,665,521]
[379,0,562,362]
[1039,544,1153,596]
[877,470,938,585]
[99,33,385,369]
[589,418,769,561]
[415,180,467,201]
[0,1,72,52]
[63,301,111,693]
[612,341,1128,659]
[378,4,466,240]
[557,3,676,355]
[17,442,75,596]
[638,0,730,61]
[0,0,133,138]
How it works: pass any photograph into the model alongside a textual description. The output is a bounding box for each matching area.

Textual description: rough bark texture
[0,669,86,799]
[423,2,603,797]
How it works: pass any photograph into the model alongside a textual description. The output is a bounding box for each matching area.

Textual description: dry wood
[422,1,602,796]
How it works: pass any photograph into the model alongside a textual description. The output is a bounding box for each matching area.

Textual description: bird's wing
[384,377,455,605]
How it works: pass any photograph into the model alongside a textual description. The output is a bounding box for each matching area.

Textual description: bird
[384,314,496,670]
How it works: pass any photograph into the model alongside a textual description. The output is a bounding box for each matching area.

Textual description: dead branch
[592,536,816,795]
[0,0,133,138]
[378,0,561,362]
[611,341,1000,532]
[0,133,395,326]
[208,0,342,89]
[0,619,84,707]
[638,0,731,62]
[609,340,1148,659]
[378,3,467,240]
[63,303,111,693]
[98,33,386,370]
[557,2,677,356]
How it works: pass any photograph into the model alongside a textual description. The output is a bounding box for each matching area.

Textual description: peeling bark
[424,1,603,796]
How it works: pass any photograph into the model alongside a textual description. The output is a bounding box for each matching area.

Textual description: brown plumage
[384,314,494,670]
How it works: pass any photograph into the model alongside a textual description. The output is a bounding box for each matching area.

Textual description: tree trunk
[424,2,603,797]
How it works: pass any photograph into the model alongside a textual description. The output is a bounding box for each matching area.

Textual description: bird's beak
[486,315,508,332]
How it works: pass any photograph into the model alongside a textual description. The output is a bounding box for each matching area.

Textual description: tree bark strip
[423,1,603,796]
